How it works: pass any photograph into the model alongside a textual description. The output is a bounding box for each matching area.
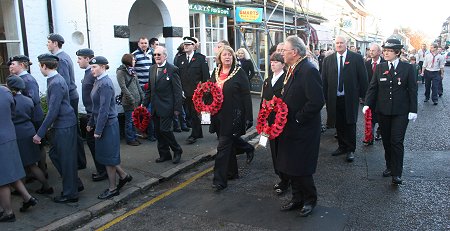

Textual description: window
[0,0,22,83]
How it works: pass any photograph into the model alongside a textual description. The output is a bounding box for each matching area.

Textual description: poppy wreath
[364,108,373,142]
[132,105,151,132]
[192,81,223,115]
[256,96,288,140]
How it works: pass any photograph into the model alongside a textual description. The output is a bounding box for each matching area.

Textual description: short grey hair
[155,45,167,56]
[335,36,348,44]
[285,35,307,57]
[370,43,382,52]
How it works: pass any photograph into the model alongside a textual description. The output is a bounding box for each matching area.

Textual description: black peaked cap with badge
[7,55,31,66]
[76,48,94,57]
[89,56,108,65]
[47,33,65,44]
[183,36,198,44]
[38,53,59,62]
[382,38,403,49]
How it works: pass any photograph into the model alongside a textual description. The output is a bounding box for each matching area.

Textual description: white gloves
[408,113,417,122]
[362,106,369,114]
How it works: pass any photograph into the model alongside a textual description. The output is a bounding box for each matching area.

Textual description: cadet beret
[183,36,197,44]
[38,53,59,62]
[89,56,108,65]
[382,38,403,49]
[7,75,25,90]
[76,48,94,57]
[47,33,65,44]
[7,55,31,66]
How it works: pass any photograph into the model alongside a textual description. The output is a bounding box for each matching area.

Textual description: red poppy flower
[344,61,350,65]
[256,96,288,140]
[383,70,389,75]
[192,81,223,115]
[163,69,167,74]
[132,106,151,132]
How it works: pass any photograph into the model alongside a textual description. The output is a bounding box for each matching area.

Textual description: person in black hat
[47,33,87,170]
[76,49,107,182]
[363,38,418,185]
[33,53,83,203]
[175,36,210,144]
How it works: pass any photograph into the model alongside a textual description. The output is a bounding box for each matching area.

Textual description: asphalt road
[77,67,450,231]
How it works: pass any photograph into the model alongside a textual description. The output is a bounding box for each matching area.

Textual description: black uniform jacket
[175,52,210,98]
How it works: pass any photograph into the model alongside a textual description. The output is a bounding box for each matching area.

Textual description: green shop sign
[189,3,230,16]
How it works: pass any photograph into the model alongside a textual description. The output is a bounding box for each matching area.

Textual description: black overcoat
[175,52,210,98]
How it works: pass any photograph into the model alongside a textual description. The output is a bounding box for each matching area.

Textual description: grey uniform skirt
[95,120,121,166]
[17,136,41,166]
[0,140,25,186]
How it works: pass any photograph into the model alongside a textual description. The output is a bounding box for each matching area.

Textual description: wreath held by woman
[256,96,288,140]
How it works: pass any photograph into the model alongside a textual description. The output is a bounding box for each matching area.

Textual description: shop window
[0,0,21,83]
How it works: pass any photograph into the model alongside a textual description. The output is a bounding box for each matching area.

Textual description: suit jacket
[365,57,385,84]
[276,59,325,176]
[365,61,418,115]
[238,59,255,81]
[322,50,368,125]
[175,52,210,98]
[261,71,285,102]
[144,62,183,118]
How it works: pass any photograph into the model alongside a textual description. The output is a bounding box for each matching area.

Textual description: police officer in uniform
[363,39,418,185]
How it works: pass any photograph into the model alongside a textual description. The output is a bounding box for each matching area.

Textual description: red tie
[432,53,436,67]
[372,62,377,72]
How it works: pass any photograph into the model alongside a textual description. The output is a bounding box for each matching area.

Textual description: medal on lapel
[397,77,401,85]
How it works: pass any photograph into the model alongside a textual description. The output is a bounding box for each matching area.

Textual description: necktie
[338,55,344,92]
[372,61,377,72]
[389,63,394,75]
[431,53,436,68]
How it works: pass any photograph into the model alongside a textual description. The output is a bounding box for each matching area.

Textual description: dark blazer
[365,57,385,84]
[238,59,255,81]
[144,62,183,118]
[365,61,418,115]
[322,50,368,124]
[276,59,325,176]
[175,52,210,98]
[261,71,284,102]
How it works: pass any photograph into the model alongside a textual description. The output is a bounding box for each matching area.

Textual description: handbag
[115,76,134,105]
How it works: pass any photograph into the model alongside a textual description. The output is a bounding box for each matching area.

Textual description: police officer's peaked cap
[7,75,25,90]
[89,56,108,65]
[183,36,198,44]
[382,39,403,49]
[76,48,94,57]
[7,55,31,66]
[47,33,65,44]
[38,53,59,62]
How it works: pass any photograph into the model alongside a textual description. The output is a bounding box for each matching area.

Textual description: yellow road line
[96,166,213,231]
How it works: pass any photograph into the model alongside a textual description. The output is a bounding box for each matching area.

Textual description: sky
[365,0,449,42]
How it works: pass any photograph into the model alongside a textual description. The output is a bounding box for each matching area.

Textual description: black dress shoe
[424,99,429,102]
[117,174,133,190]
[382,169,391,177]
[98,188,119,199]
[78,185,85,192]
[212,184,226,192]
[92,172,108,182]
[433,102,438,105]
[0,213,16,222]
[331,148,346,156]
[246,150,254,164]
[185,136,197,144]
[155,157,172,163]
[346,152,355,162]
[227,174,240,180]
[35,186,54,195]
[53,196,79,203]
[172,153,181,164]
[280,201,303,211]
[299,203,315,217]
[392,176,402,185]
[439,93,443,97]
[20,197,38,212]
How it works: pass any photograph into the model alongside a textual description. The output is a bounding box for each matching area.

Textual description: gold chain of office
[215,64,241,86]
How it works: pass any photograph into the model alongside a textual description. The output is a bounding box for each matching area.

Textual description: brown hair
[270,53,284,63]
[215,45,236,67]
[121,54,134,67]
[39,60,58,69]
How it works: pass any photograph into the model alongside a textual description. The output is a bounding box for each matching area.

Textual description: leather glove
[408,112,417,122]
[362,106,369,114]
[245,120,253,131]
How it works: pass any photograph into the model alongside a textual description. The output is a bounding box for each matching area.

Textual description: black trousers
[378,114,409,177]
[234,136,254,155]
[185,97,203,139]
[271,139,289,183]
[213,135,239,187]
[154,115,183,159]
[85,115,106,174]
[70,98,87,169]
[284,173,317,205]
[336,96,356,152]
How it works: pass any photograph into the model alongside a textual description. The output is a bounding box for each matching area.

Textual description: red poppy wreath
[192,81,223,115]
[256,96,288,140]
[364,107,373,143]
[132,105,151,131]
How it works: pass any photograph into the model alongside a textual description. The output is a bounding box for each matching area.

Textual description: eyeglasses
[154,53,162,56]
[383,49,395,53]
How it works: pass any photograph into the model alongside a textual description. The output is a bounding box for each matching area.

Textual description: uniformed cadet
[87,56,132,199]
[363,39,418,185]
[47,33,87,169]
[33,54,83,203]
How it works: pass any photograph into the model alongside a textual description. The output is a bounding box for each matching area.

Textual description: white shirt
[186,52,194,63]
[371,57,382,66]
[271,70,284,87]
[336,50,347,96]
[417,49,429,62]
[387,58,399,72]
[423,52,445,71]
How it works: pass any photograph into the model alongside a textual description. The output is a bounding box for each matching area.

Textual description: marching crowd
[0,30,444,222]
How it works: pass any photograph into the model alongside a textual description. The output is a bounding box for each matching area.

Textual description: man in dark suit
[175,37,210,144]
[363,39,417,185]
[144,46,183,164]
[276,36,325,217]
[364,43,385,144]
[322,36,368,162]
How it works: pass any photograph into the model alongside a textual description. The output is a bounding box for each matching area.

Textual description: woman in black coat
[236,48,255,82]
[210,46,253,191]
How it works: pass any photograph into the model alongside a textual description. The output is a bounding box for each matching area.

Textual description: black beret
[76,48,94,57]
[7,55,31,66]
[89,56,108,65]
[7,75,25,90]
[382,39,403,49]
[38,53,59,62]
[183,36,198,44]
[47,33,65,44]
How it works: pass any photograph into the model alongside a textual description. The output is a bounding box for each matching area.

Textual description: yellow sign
[236,7,263,23]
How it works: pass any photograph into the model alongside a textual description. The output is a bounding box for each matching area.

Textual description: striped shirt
[132,48,153,86]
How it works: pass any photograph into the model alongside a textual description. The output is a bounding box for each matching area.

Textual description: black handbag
[115,76,134,105]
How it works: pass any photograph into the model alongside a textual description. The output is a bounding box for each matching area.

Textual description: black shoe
[0,213,16,222]
[433,102,438,105]
[212,184,226,192]
[172,153,181,164]
[246,150,255,164]
[334,133,338,139]
[392,176,402,185]
[148,136,157,142]
[375,133,382,141]
[331,148,346,156]
[126,140,140,146]
[53,196,79,203]
[185,136,197,144]
[382,169,391,177]
[173,128,182,133]
[181,127,190,132]
[280,201,303,211]
[98,188,119,199]
[92,172,108,182]
[227,174,240,180]
[78,185,85,192]
[20,197,38,212]
[299,203,316,217]
[35,186,54,195]
[424,99,429,102]
[117,174,133,190]
[439,94,442,97]
[363,140,373,146]
[155,157,172,163]
[346,152,355,162]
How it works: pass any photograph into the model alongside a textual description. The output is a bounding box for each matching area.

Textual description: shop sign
[189,3,230,16]
[236,7,263,23]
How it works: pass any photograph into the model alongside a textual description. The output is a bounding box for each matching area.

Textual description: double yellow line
[96,166,214,231]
